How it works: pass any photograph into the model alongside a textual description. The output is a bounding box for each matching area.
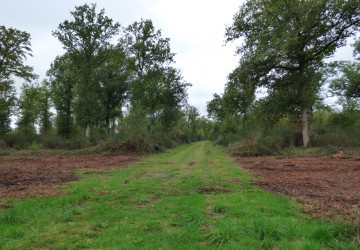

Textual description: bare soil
[0,154,139,198]
[237,156,360,221]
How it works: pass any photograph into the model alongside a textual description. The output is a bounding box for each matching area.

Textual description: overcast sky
[1,0,356,115]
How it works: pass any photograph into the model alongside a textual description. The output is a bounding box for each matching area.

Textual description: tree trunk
[86,123,90,138]
[301,107,310,147]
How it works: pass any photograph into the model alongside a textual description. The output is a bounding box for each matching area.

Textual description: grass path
[0,141,358,249]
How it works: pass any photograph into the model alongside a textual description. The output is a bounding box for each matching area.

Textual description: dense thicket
[0,4,208,152]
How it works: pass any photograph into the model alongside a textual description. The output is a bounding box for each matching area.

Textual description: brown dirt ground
[237,155,360,222]
[0,154,139,198]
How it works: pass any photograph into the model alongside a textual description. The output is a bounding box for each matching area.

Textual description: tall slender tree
[0,79,16,136]
[95,45,131,133]
[47,53,77,138]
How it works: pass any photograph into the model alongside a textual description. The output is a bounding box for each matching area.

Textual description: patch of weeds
[130,193,149,206]
[261,238,278,250]
[212,204,228,214]
[196,186,230,194]
[7,228,26,239]
[55,204,83,222]
[0,210,22,224]
[329,239,360,250]
[143,220,162,232]
[206,223,239,247]
[311,222,356,246]
[252,220,284,241]
[91,221,109,232]
[300,240,324,250]
[182,212,204,226]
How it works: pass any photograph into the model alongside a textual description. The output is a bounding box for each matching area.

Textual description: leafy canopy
[0,25,36,81]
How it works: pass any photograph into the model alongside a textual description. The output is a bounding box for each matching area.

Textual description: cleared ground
[237,156,360,221]
[0,154,139,198]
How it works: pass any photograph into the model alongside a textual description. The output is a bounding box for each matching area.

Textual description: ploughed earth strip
[0,154,139,198]
[237,156,360,221]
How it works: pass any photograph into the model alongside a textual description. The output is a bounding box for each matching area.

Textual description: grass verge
[0,141,358,249]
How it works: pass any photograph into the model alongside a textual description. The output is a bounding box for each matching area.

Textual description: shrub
[40,135,91,150]
[2,133,38,149]
[0,139,6,149]
[228,124,298,156]
[312,125,360,147]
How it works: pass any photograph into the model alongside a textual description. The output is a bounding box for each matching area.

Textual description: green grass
[0,141,358,249]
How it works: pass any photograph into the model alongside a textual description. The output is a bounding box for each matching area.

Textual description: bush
[312,125,360,147]
[228,139,259,156]
[40,135,91,150]
[214,133,242,146]
[0,139,6,149]
[228,124,298,156]
[2,134,39,149]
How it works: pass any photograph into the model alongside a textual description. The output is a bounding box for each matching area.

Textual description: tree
[37,80,53,135]
[158,67,191,129]
[330,61,360,99]
[120,19,175,108]
[226,0,360,147]
[330,40,360,100]
[16,83,41,135]
[95,46,130,133]
[0,78,16,136]
[47,53,77,138]
[16,82,53,136]
[52,3,120,137]
[121,19,190,129]
[185,106,200,138]
[0,25,36,81]
[207,93,226,122]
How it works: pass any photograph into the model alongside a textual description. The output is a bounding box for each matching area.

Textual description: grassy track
[0,141,358,249]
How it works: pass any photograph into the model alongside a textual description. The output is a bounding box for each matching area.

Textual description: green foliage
[2,133,38,149]
[119,102,181,153]
[330,61,360,99]
[40,135,91,150]
[305,117,360,151]
[16,82,53,136]
[47,53,77,138]
[227,127,296,157]
[52,3,121,136]
[0,25,36,81]
[0,79,16,136]
[95,46,130,133]
[121,19,190,129]
[224,0,360,147]
[119,102,154,152]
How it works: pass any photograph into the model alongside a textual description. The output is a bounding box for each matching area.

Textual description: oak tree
[226,0,360,147]
[0,25,36,81]
[52,4,120,137]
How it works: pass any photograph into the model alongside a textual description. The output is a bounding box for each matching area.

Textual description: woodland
[0,0,360,155]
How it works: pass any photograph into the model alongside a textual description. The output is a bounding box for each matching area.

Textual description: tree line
[0,4,209,152]
[2,1,360,154]
[207,0,360,155]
